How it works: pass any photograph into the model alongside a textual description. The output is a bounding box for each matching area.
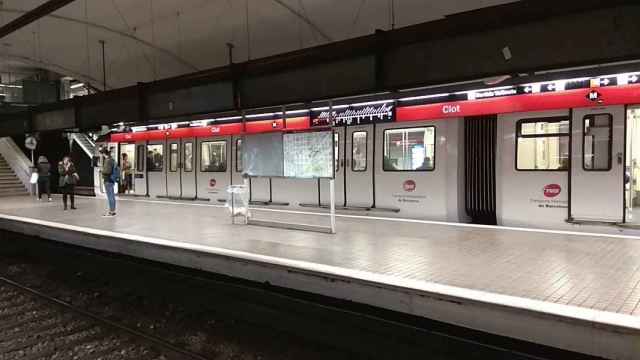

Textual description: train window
[516,117,569,171]
[352,131,367,171]
[383,127,435,171]
[147,144,164,172]
[583,114,612,171]
[236,139,243,172]
[135,145,145,172]
[169,143,179,172]
[183,142,193,172]
[201,141,227,172]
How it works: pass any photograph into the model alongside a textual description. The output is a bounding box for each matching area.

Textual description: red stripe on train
[396,84,640,122]
[192,123,244,137]
[110,117,311,142]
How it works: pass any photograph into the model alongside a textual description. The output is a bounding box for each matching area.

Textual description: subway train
[102,71,640,234]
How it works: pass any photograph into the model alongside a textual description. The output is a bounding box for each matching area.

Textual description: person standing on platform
[101,148,117,217]
[36,156,52,201]
[58,156,78,210]
[121,153,132,193]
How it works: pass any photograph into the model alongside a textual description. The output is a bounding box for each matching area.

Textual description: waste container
[30,166,38,196]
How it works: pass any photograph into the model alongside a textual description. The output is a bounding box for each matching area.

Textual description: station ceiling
[0,0,517,89]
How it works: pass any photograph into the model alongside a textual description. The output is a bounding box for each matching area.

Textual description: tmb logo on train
[543,184,561,198]
[209,179,217,188]
[403,180,416,192]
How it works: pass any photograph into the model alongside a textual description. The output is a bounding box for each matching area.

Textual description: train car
[103,72,640,234]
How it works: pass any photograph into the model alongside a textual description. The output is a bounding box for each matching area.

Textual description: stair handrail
[71,133,95,158]
[86,135,95,148]
[0,137,32,191]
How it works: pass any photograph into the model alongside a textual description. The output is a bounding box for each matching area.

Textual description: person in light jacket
[36,156,52,201]
[58,156,77,210]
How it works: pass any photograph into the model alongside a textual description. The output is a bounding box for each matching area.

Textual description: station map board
[283,131,334,179]
[242,131,334,179]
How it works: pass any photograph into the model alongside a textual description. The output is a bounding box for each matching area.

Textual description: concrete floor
[1,194,639,318]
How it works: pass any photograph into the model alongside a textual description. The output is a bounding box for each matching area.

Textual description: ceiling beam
[0,0,77,39]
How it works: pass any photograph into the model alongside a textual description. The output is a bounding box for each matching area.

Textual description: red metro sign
[543,184,561,198]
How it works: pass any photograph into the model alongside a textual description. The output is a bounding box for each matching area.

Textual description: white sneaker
[48,198,52,202]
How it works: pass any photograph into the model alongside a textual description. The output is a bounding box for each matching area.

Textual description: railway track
[0,276,209,360]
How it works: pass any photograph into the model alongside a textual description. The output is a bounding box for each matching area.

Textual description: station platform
[0,195,638,359]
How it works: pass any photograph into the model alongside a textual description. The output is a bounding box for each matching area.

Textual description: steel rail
[0,274,211,360]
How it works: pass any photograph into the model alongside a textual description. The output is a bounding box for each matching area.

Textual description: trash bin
[30,166,38,196]
[226,184,250,222]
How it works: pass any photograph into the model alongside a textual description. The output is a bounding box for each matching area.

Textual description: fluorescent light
[285,109,310,115]
[310,105,349,111]
[398,93,450,102]
[349,99,393,107]
[190,120,208,127]
[216,116,243,121]
[70,83,85,89]
[246,113,274,118]
[0,84,21,88]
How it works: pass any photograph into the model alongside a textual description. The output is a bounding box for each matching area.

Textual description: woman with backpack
[58,156,78,210]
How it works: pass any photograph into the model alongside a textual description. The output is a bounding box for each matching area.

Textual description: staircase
[71,133,96,158]
[0,153,28,197]
[70,133,97,196]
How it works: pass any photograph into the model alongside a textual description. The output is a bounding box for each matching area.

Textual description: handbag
[30,172,39,184]
[72,173,80,182]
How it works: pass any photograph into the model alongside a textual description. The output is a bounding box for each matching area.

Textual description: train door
[626,106,640,223]
[570,105,625,222]
[133,142,147,196]
[197,136,230,202]
[166,140,181,198]
[231,136,243,184]
[181,139,196,198]
[119,143,135,194]
[147,141,166,198]
[345,125,373,207]
[375,121,447,219]
[320,129,344,206]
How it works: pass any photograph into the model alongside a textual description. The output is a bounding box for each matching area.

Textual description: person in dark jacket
[36,156,52,201]
[100,148,117,217]
[58,156,78,210]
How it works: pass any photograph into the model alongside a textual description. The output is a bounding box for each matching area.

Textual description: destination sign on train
[311,103,395,126]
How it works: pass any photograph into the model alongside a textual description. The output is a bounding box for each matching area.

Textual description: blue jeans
[105,181,116,212]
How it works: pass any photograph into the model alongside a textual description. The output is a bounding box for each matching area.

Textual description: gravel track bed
[0,284,189,360]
